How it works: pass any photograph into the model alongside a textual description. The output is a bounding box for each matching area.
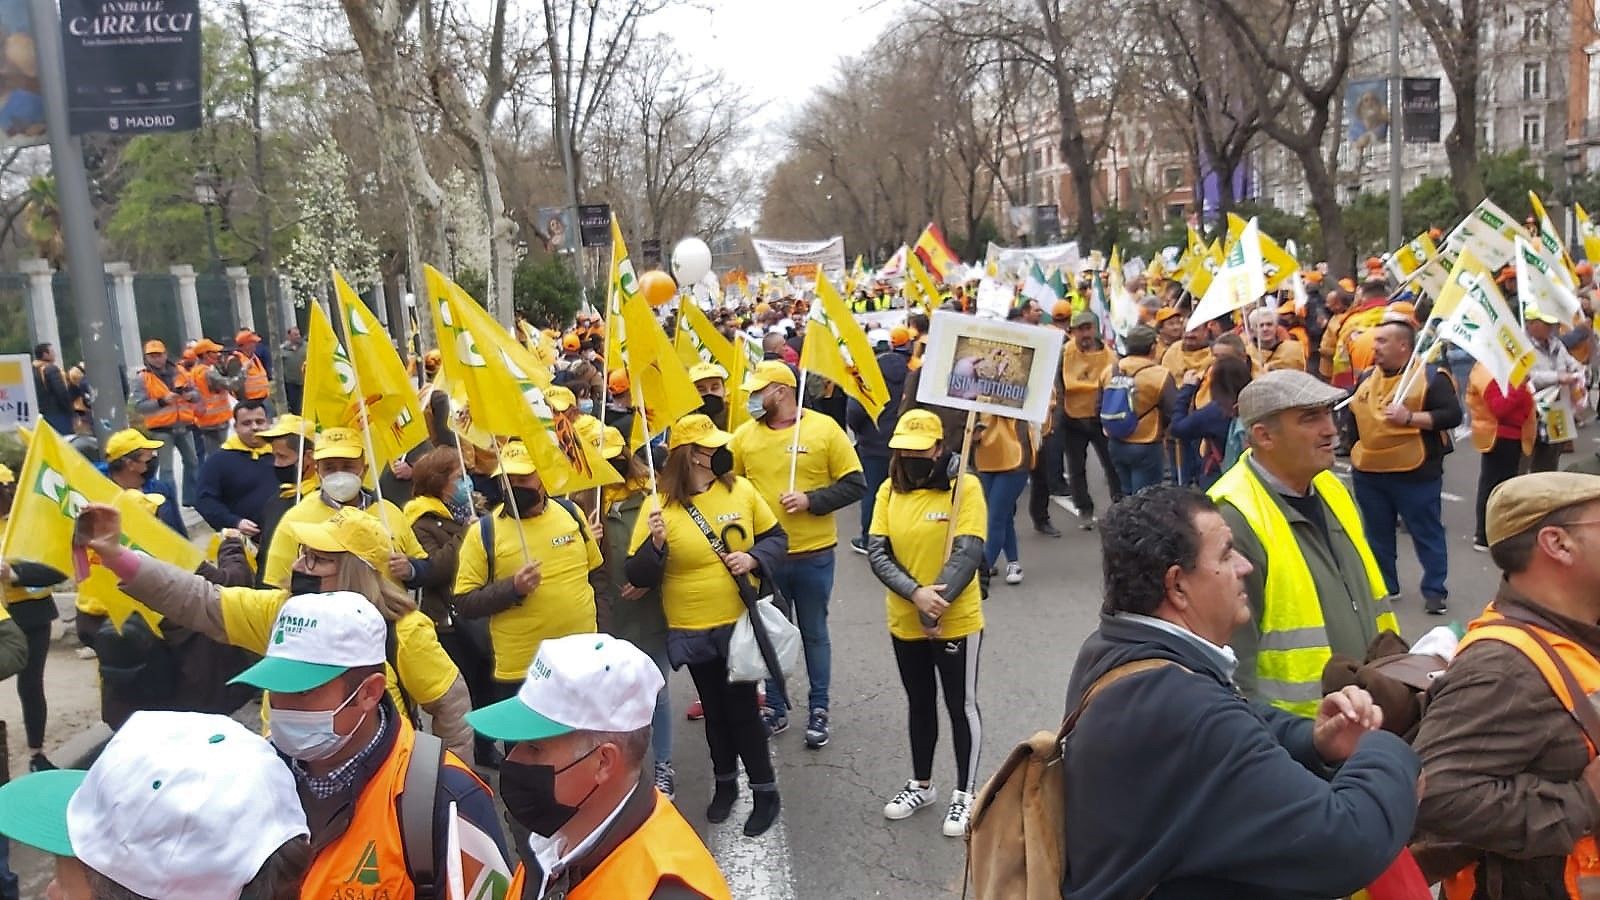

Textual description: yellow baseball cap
[574,414,602,450]
[545,386,577,412]
[106,429,163,462]
[601,425,627,459]
[0,464,14,485]
[889,410,944,451]
[285,510,391,573]
[742,360,797,392]
[258,414,316,441]
[668,413,733,450]
[1524,303,1562,325]
[493,440,539,477]
[311,427,363,461]
[688,362,728,384]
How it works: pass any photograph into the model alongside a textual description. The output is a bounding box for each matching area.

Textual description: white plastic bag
[727,596,802,683]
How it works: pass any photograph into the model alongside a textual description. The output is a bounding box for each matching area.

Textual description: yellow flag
[609,217,702,440]
[1226,213,1299,291]
[333,271,427,469]
[676,301,751,428]
[301,303,357,428]
[907,251,942,313]
[804,273,891,420]
[4,422,202,632]
[1578,203,1600,267]
[1430,247,1494,324]
[1529,191,1580,288]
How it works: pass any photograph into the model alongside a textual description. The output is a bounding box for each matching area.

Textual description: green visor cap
[0,769,87,857]
[228,655,348,693]
[465,696,576,743]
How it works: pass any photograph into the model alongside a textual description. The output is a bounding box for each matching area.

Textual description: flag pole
[787,366,808,494]
[294,429,306,503]
[330,269,398,544]
[633,379,658,495]
[943,409,978,559]
[490,435,535,565]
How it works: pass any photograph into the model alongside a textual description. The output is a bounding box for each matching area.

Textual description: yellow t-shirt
[868,474,987,641]
[218,586,458,710]
[627,477,777,630]
[453,502,603,682]
[262,494,425,589]
[730,410,862,554]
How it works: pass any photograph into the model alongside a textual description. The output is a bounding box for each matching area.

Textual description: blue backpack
[1100,362,1156,440]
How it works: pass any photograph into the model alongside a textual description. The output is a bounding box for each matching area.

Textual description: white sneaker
[943,789,973,837]
[883,780,937,820]
[1004,562,1023,585]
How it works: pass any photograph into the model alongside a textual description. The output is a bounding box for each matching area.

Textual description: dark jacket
[409,505,467,625]
[1062,614,1420,900]
[195,444,277,530]
[0,617,25,681]
[847,348,910,459]
[34,360,72,425]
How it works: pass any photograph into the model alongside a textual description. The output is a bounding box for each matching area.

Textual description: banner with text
[915,311,1064,424]
[752,236,846,274]
[61,0,201,135]
[984,241,1081,283]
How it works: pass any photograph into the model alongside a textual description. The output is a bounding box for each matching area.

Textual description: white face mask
[321,471,362,504]
[268,684,366,762]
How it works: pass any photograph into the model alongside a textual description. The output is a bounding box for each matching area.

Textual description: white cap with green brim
[229,591,386,692]
[467,633,664,743]
[0,769,87,857]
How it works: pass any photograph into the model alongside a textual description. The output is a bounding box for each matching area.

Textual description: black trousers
[688,656,775,786]
[892,631,983,792]
[1476,438,1526,545]
[16,622,49,749]
[1062,417,1122,516]
[1531,440,1564,473]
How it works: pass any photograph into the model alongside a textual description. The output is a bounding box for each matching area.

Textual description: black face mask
[508,486,545,517]
[288,571,323,596]
[698,393,726,419]
[708,446,734,477]
[274,463,298,485]
[902,451,952,489]
[608,455,630,480]
[499,747,600,837]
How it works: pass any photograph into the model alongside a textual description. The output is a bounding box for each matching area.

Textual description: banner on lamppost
[577,204,611,248]
[1345,78,1391,154]
[59,0,202,135]
[1402,77,1441,144]
[535,206,574,251]
[0,1,46,147]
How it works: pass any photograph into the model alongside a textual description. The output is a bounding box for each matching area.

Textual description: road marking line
[707,755,796,900]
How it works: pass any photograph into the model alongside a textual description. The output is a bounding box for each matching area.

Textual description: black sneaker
[1034,520,1061,537]
[653,761,676,800]
[849,536,868,555]
[804,709,830,749]
[762,707,789,736]
[1425,595,1448,616]
[29,752,56,773]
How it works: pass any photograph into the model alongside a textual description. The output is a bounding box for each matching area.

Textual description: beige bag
[965,658,1179,900]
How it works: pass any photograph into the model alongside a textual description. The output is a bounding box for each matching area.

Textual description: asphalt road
[3,427,1555,898]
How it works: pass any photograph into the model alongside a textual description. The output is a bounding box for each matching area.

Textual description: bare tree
[1403,0,1483,211]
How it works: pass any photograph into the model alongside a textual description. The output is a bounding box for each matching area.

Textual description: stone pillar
[279,275,298,334]
[105,262,141,377]
[19,258,60,354]
[171,264,201,343]
[227,266,254,333]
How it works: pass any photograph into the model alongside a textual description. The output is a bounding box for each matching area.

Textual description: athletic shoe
[74,646,96,660]
[762,707,789,736]
[1079,515,1095,531]
[943,789,973,837]
[1004,562,1024,585]
[1472,541,1489,553]
[29,753,56,773]
[883,780,938,820]
[1425,595,1448,616]
[685,699,704,721]
[804,709,830,749]
[849,536,868,555]
[653,761,676,800]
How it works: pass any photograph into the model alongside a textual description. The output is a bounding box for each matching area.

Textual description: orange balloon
[640,270,677,307]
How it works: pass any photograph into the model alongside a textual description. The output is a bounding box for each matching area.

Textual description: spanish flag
[913,222,958,281]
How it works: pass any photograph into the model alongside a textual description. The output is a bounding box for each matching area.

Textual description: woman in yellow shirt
[625,413,788,838]
[866,410,988,838]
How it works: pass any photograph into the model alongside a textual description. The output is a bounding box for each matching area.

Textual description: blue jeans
[1108,440,1165,496]
[1352,470,1449,600]
[859,454,890,539]
[644,644,672,765]
[765,550,836,716]
[977,469,1028,567]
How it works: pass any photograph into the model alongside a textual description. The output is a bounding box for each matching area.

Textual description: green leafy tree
[514,256,583,325]
[1481,148,1552,222]
[1402,177,1461,237]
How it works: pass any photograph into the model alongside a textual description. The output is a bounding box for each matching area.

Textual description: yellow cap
[574,414,602,450]
[668,413,733,450]
[0,464,15,485]
[742,360,797,392]
[286,509,392,573]
[105,429,163,462]
[493,440,539,477]
[258,414,316,441]
[1524,303,1562,325]
[601,425,627,459]
[545,386,577,412]
[311,427,364,461]
[688,362,729,384]
[888,410,943,451]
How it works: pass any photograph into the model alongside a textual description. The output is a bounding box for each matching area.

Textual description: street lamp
[1564,147,1585,255]
[193,168,223,273]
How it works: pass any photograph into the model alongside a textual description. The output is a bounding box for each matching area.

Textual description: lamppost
[194,168,223,273]
[1564,147,1585,256]
[444,224,459,278]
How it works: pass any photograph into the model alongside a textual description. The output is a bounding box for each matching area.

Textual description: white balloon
[671,238,713,286]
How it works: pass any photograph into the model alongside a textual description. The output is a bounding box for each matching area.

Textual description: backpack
[965,658,1179,900]
[1099,363,1156,441]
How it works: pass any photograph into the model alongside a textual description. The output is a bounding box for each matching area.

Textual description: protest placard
[915,311,1063,424]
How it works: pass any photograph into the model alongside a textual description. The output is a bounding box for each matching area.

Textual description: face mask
[578,399,595,415]
[746,391,769,421]
[267,684,366,762]
[289,571,324,596]
[509,485,545,517]
[698,393,726,419]
[322,471,362,504]
[450,476,472,508]
[500,746,601,837]
[274,463,298,485]
[708,446,734,477]
[608,455,630,480]
[901,455,938,486]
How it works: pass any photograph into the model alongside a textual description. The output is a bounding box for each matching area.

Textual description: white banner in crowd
[1406,199,1527,298]
[854,309,908,332]
[0,354,39,430]
[984,241,1081,282]
[915,311,1064,424]
[752,236,847,274]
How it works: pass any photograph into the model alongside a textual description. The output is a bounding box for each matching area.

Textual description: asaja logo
[344,840,382,886]
[32,463,90,517]
[272,613,318,645]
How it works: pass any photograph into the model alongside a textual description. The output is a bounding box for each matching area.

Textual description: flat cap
[1069,310,1097,328]
[1487,472,1600,546]
[1236,369,1346,429]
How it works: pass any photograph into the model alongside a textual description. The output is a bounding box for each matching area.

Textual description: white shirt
[1118,612,1239,681]
[527,783,638,899]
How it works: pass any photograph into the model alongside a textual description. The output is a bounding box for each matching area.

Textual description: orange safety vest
[191,364,232,429]
[235,352,270,400]
[1442,606,1600,900]
[505,788,731,900]
[1350,366,1429,473]
[298,715,486,900]
[1465,365,1535,456]
[139,367,193,429]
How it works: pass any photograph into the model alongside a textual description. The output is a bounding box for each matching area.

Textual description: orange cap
[1338,277,1357,294]
[607,368,630,395]
[424,349,442,373]
[181,347,197,362]
[234,329,260,345]
[1303,271,1323,284]
[1364,256,1385,272]
[193,338,224,355]
[561,333,581,351]
[890,326,911,347]
[1579,262,1594,278]
[1051,300,1074,318]
[142,339,166,354]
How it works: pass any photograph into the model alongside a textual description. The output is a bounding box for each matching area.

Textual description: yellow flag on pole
[1577,203,1600,266]
[609,217,701,441]
[4,422,202,632]
[907,251,942,313]
[676,300,751,428]
[1429,247,1495,324]
[1226,213,1299,291]
[804,272,891,420]
[1529,191,1580,289]
[301,303,357,428]
[333,271,427,469]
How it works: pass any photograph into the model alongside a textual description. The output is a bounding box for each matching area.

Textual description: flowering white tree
[282,138,380,305]
[441,169,492,278]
